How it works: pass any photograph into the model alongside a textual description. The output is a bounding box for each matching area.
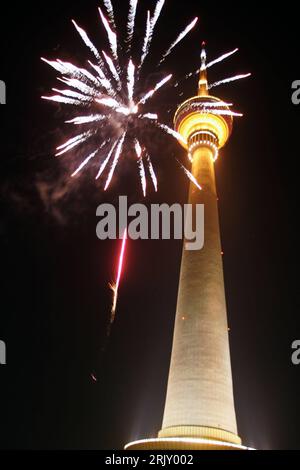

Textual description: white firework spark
[138,157,147,197]
[159,17,198,64]
[177,160,202,192]
[105,132,126,190]
[96,97,123,110]
[157,124,187,146]
[208,109,243,117]
[57,78,96,97]
[96,97,135,116]
[127,59,135,103]
[135,140,147,197]
[66,114,106,125]
[71,149,99,177]
[102,50,121,87]
[139,0,165,68]
[52,88,92,102]
[140,10,151,67]
[150,0,165,37]
[55,131,94,156]
[138,74,172,105]
[194,101,233,108]
[98,7,118,62]
[206,48,239,69]
[42,95,83,106]
[146,154,158,192]
[141,113,158,120]
[42,58,101,91]
[103,0,116,29]
[95,140,118,180]
[135,139,142,159]
[127,0,138,52]
[71,139,109,177]
[42,1,198,195]
[188,101,242,117]
[72,20,102,62]
[209,73,251,90]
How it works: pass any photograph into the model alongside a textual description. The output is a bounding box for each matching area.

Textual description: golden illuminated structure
[126,46,249,451]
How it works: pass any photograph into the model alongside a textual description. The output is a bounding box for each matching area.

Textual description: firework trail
[55,131,95,156]
[98,7,118,62]
[127,0,138,52]
[207,109,243,117]
[177,160,202,192]
[42,0,199,197]
[135,140,147,197]
[138,158,147,198]
[146,154,158,192]
[209,73,251,90]
[138,74,172,105]
[66,114,106,125]
[156,123,187,146]
[159,17,198,65]
[72,20,102,62]
[102,50,121,87]
[109,229,127,328]
[140,11,151,67]
[71,140,108,177]
[71,150,99,177]
[187,100,242,117]
[193,101,233,108]
[206,48,238,69]
[187,100,242,118]
[141,113,158,120]
[127,60,135,103]
[104,132,127,190]
[94,228,127,369]
[95,139,118,180]
[103,0,116,29]
[136,0,166,69]
[149,0,165,44]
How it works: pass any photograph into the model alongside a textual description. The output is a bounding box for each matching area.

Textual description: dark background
[0,0,299,450]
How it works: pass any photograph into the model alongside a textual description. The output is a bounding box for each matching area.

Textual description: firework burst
[42,0,200,196]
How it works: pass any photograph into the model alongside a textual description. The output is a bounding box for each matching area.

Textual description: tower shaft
[159,145,240,445]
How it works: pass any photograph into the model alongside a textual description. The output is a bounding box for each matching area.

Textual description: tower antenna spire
[198,41,209,96]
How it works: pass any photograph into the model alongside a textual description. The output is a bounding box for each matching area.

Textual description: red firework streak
[109,228,127,327]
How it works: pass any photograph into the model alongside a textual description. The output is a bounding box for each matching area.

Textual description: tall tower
[126,45,248,451]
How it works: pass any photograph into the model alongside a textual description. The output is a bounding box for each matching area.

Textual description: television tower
[126,45,249,450]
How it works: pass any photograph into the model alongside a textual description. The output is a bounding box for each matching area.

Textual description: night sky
[0,0,300,450]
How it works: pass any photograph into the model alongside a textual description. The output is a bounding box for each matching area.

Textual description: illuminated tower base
[126,46,248,451]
